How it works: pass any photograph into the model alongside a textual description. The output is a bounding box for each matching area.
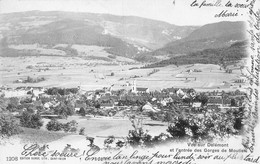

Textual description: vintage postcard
[0,0,259,164]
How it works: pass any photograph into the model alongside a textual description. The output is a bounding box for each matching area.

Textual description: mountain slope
[150,21,246,56]
[0,11,197,59]
[145,41,248,68]
[183,21,245,41]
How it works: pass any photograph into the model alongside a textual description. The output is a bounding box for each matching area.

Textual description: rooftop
[136,87,149,92]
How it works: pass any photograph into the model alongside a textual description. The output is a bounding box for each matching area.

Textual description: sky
[0,0,248,26]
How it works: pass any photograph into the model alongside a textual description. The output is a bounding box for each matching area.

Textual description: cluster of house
[186,69,202,73]
[0,86,45,99]
[1,81,246,117]
[76,85,245,114]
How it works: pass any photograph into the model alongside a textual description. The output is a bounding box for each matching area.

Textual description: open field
[2,127,70,145]
[18,127,70,144]
[39,116,245,152]
[9,44,66,56]
[59,116,167,137]
[4,116,167,147]
[0,56,247,91]
[49,116,168,147]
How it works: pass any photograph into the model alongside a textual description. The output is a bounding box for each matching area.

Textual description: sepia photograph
[0,0,259,163]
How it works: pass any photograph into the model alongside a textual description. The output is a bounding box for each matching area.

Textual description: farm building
[207,96,223,106]
[100,102,114,110]
[136,87,150,93]
[75,101,87,112]
[192,102,202,108]
[142,102,160,112]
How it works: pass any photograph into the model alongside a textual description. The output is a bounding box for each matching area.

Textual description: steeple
[132,80,137,93]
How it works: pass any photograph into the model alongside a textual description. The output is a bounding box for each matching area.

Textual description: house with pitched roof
[136,87,149,93]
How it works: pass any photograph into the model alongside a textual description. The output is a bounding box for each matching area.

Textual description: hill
[149,21,246,57]
[0,11,196,59]
[144,41,248,68]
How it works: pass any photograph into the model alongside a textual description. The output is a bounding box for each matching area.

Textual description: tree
[20,111,43,129]
[182,98,191,104]
[79,127,85,135]
[79,107,86,116]
[54,102,74,119]
[46,119,63,131]
[66,106,74,116]
[231,99,236,107]
[167,118,188,138]
[95,103,100,109]
[26,76,34,83]
[127,118,153,148]
[63,120,78,133]
[0,112,21,137]
[6,97,19,112]
[233,107,244,130]
[0,97,8,111]
[163,112,175,125]
[195,93,208,106]
[59,107,68,119]
[235,89,241,95]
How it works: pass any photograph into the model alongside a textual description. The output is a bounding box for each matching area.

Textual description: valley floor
[0,56,247,92]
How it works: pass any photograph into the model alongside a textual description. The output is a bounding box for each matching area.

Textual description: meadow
[0,56,246,92]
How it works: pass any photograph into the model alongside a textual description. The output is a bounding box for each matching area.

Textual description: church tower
[132,80,137,93]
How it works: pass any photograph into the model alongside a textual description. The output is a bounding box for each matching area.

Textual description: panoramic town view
[0,6,250,156]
